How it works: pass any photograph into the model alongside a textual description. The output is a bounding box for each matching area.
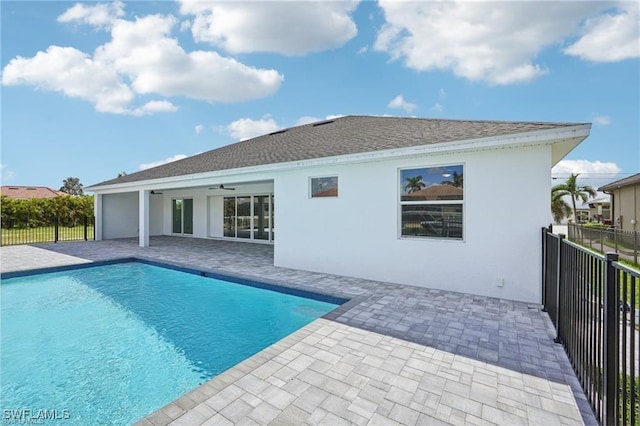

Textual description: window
[311,176,338,198]
[400,165,463,239]
[223,195,274,241]
[172,198,193,235]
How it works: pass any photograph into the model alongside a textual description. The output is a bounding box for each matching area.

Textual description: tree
[551,187,572,224]
[442,171,463,188]
[404,176,426,193]
[60,177,84,196]
[552,173,596,223]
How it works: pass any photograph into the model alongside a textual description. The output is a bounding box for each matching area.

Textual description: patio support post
[94,194,103,241]
[139,189,150,247]
[603,252,619,426]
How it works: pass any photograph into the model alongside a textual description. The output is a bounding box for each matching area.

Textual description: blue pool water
[1,262,339,425]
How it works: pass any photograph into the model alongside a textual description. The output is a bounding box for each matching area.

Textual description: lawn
[1,225,94,246]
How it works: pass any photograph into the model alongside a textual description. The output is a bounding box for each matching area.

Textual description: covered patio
[1,237,596,425]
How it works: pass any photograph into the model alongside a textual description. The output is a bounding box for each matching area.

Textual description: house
[600,172,640,231]
[87,116,591,303]
[587,195,611,224]
[1,186,65,199]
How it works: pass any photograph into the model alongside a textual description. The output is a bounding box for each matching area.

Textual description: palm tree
[59,177,84,196]
[551,186,571,224]
[552,173,596,223]
[442,171,463,188]
[404,176,426,193]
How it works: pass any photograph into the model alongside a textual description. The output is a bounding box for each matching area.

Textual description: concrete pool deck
[0,238,597,425]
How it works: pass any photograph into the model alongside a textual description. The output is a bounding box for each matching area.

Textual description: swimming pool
[1,261,342,424]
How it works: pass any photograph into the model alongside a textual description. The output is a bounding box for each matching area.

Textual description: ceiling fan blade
[209,185,235,190]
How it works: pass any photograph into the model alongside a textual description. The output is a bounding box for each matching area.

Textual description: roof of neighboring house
[1,186,66,199]
[587,195,611,206]
[599,172,640,191]
[313,187,338,197]
[90,115,588,188]
[403,184,463,201]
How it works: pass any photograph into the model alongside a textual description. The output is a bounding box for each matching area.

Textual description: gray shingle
[90,115,586,187]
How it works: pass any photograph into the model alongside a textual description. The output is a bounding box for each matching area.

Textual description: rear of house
[87,116,591,303]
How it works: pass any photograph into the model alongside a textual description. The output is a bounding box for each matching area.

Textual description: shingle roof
[91,115,586,188]
[599,172,640,191]
[1,186,65,199]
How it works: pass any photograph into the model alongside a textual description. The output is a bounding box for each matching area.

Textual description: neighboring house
[600,172,640,231]
[567,194,611,224]
[1,186,65,199]
[587,195,611,224]
[87,115,591,303]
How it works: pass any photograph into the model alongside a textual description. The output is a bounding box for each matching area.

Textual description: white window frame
[398,164,465,241]
[309,175,339,199]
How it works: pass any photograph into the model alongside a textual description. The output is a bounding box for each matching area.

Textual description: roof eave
[87,123,591,193]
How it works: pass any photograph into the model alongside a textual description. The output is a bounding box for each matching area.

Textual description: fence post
[54,216,59,243]
[542,227,547,309]
[84,216,88,241]
[603,252,619,426]
[600,226,604,252]
[554,233,565,344]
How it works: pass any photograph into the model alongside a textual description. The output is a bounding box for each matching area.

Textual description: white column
[139,189,150,247]
[94,194,103,240]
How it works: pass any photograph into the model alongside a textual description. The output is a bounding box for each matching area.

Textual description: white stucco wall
[102,192,139,239]
[274,145,552,303]
[149,195,164,236]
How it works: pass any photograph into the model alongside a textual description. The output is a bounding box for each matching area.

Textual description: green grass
[1,225,94,246]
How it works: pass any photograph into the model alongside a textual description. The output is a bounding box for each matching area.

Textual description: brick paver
[1,237,597,425]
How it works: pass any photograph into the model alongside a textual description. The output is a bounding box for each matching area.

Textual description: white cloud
[552,160,621,179]
[132,100,178,116]
[139,154,187,170]
[388,95,417,113]
[357,45,368,55]
[431,103,444,112]
[564,3,639,62]
[1,164,16,182]
[325,114,345,120]
[57,0,124,28]
[439,89,446,99]
[178,0,359,55]
[227,117,280,141]
[592,114,612,126]
[194,124,204,134]
[2,46,135,114]
[2,7,283,115]
[296,116,321,126]
[374,1,610,85]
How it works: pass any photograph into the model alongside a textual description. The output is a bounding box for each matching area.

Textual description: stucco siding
[102,192,139,239]
[613,184,639,230]
[274,145,552,303]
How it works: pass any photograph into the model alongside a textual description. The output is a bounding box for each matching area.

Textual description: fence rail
[568,223,639,265]
[542,227,638,425]
[1,216,95,246]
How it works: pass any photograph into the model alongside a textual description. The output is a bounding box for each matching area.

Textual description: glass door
[222,195,273,242]
[172,198,193,235]
[253,196,270,240]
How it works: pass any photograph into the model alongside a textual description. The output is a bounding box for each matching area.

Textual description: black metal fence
[542,227,638,425]
[568,223,639,265]
[1,216,95,246]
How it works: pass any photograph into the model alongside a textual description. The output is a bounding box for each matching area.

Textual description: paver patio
[0,237,598,425]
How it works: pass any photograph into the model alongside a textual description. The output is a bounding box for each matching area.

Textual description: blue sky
[1,1,638,191]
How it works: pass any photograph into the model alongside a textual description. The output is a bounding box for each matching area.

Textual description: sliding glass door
[223,195,273,242]
[172,198,193,235]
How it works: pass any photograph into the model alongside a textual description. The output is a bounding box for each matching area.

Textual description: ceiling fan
[150,190,163,195]
[209,184,235,190]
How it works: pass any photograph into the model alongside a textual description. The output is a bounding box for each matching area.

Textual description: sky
[1,1,639,192]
